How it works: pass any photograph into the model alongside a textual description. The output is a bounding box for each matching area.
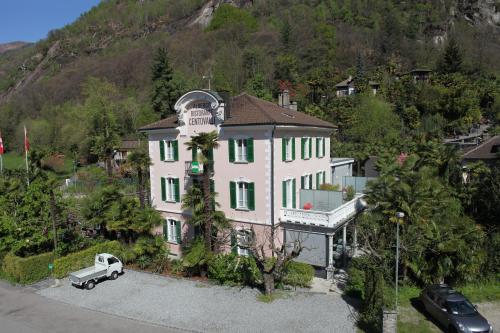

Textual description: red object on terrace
[303,202,313,210]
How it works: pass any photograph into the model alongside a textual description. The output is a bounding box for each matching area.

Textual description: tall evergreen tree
[437,38,463,74]
[151,48,178,118]
[354,52,368,94]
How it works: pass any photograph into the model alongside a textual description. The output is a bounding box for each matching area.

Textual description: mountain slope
[0,0,499,149]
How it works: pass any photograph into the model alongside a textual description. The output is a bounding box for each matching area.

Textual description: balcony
[280,193,366,229]
[185,161,214,177]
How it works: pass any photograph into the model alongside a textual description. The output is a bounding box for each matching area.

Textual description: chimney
[219,90,231,120]
[278,89,290,108]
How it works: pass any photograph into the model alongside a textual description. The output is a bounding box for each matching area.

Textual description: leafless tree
[243,224,305,295]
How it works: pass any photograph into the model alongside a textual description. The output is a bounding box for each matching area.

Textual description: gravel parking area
[38,270,356,333]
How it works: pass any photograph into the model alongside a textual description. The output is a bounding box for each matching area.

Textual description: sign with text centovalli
[187,101,216,126]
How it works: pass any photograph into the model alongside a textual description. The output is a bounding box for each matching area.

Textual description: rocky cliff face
[190,0,253,28]
[456,0,500,26]
[0,41,30,54]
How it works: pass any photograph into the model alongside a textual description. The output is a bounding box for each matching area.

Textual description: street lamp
[395,211,405,311]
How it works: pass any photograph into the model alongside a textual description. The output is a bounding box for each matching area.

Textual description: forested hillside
[0,0,499,153]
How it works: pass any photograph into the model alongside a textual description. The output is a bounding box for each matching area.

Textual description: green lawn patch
[458,280,500,303]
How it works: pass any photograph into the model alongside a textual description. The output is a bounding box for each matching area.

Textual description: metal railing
[184,160,214,176]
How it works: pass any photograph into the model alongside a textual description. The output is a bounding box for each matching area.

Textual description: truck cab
[69,253,123,290]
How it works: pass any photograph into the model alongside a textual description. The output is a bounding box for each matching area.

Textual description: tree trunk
[137,166,144,208]
[263,272,275,295]
[49,189,58,253]
[105,156,113,179]
[202,167,212,251]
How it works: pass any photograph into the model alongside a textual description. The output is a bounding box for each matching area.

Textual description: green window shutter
[229,139,235,162]
[208,148,214,162]
[174,178,180,202]
[231,232,237,255]
[210,179,215,210]
[248,182,255,211]
[175,221,182,244]
[230,181,236,209]
[282,181,287,208]
[281,138,286,161]
[316,173,320,189]
[323,171,326,185]
[322,138,326,157]
[301,138,305,159]
[161,177,166,201]
[159,140,165,161]
[316,138,320,157]
[247,138,254,162]
[173,140,179,161]
[309,174,313,190]
[192,146,197,162]
[292,179,296,209]
[309,138,312,158]
[301,176,304,189]
[292,138,296,160]
[163,221,168,240]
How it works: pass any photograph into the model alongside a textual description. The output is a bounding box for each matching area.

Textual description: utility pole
[203,72,213,90]
[395,211,405,311]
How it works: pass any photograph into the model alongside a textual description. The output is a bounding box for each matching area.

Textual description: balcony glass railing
[185,160,214,176]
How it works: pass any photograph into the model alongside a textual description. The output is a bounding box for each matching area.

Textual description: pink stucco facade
[144,91,333,256]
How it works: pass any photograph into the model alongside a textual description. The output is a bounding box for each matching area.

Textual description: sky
[0,0,101,44]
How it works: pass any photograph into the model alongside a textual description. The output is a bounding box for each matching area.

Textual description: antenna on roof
[202,71,213,90]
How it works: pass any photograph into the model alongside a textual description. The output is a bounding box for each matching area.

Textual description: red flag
[24,126,30,152]
[0,132,4,155]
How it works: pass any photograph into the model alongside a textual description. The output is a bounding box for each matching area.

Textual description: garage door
[285,229,327,267]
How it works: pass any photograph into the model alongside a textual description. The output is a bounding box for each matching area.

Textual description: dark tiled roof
[463,136,500,160]
[222,93,335,128]
[139,115,179,131]
[139,93,336,130]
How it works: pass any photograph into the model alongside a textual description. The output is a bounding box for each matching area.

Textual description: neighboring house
[140,90,367,278]
[335,76,380,96]
[404,68,432,83]
[114,137,140,163]
[462,135,500,167]
[330,158,355,187]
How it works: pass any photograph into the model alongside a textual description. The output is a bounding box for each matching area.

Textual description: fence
[342,176,376,193]
[299,189,344,212]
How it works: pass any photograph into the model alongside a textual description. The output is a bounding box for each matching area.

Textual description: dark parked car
[420,284,493,333]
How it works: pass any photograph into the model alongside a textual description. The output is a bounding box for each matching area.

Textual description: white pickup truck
[69,253,123,290]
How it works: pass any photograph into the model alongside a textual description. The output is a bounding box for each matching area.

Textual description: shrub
[345,267,365,299]
[319,183,340,191]
[182,238,213,275]
[206,4,258,32]
[283,261,314,288]
[53,240,123,278]
[208,253,261,286]
[133,236,165,259]
[136,255,152,270]
[2,252,54,284]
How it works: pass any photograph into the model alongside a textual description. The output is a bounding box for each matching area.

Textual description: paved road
[39,270,357,333]
[0,280,179,333]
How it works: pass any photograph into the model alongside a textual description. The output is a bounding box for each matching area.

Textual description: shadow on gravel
[410,297,445,332]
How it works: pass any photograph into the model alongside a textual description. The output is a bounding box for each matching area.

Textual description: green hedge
[283,261,315,288]
[53,241,124,278]
[2,252,54,284]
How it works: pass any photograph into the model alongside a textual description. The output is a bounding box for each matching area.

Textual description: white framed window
[302,174,312,190]
[165,141,174,160]
[166,219,178,243]
[166,177,176,202]
[237,182,249,209]
[284,178,294,208]
[237,229,252,256]
[303,137,311,159]
[317,137,325,158]
[235,139,247,162]
[285,137,293,161]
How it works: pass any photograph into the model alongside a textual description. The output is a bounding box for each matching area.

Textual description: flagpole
[24,126,30,186]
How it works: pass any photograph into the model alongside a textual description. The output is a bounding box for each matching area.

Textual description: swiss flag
[24,126,30,152]
[0,132,4,155]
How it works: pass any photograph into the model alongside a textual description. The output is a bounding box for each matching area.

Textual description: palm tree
[185,131,219,250]
[127,148,151,208]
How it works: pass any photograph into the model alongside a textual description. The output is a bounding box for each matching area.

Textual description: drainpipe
[270,125,276,246]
